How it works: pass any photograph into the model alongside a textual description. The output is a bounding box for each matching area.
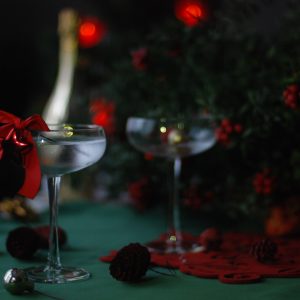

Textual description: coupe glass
[126,116,215,253]
[26,124,106,283]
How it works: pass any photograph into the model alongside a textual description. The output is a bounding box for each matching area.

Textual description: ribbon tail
[0,110,21,125]
[18,145,42,199]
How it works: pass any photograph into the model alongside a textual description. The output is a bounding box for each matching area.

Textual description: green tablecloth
[0,201,299,300]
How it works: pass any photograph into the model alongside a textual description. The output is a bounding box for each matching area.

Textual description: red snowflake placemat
[99,232,300,284]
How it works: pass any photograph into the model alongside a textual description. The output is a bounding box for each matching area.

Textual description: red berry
[234,124,243,133]
[221,118,231,128]
[224,124,233,134]
[253,169,275,195]
[131,48,148,71]
[283,84,299,109]
[263,186,272,195]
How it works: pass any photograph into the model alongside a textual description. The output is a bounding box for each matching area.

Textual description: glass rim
[35,124,104,133]
[127,115,214,122]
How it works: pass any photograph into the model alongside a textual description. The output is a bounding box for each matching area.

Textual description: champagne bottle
[42,9,78,124]
[29,9,79,213]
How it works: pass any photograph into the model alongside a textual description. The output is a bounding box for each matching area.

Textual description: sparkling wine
[27,124,105,284]
[37,137,106,176]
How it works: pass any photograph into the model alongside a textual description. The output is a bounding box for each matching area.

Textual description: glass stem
[168,158,182,242]
[47,176,62,272]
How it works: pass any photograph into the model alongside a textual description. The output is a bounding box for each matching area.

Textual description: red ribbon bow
[0,110,49,198]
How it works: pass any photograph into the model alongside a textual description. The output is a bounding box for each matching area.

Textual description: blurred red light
[80,23,96,37]
[78,17,107,48]
[175,0,205,27]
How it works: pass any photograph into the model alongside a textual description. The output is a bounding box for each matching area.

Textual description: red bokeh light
[90,98,116,135]
[175,0,205,27]
[78,17,107,48]
[92,111,109,127]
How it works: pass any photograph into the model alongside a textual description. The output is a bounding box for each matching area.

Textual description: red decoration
[183,184,213,210]
[166,47,182,58]
[144,152,154,161]
[128,177,153,212]
[0,110,49,198]
[175,0,205,27]
[100,232,300,284]
[131,47,148,71]
[265,197,300,237]
[198,228,222,251]
[283,84,300,109]
[215,118,243,146]
[78,17,107,48]
[183,195,201,210]
[252,168,275,196]
[90,98,116,136]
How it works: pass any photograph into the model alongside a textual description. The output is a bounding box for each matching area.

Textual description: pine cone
[109,243,150,282]
[249,238,277,262]
[6,227,39,260]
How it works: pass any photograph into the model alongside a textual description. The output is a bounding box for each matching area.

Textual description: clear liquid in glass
[37,136,106,176]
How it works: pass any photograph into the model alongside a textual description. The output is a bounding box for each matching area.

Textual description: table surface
[0,201,299,300]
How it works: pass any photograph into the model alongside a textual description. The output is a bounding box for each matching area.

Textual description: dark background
[0,0,98,117]
[0,0,286,118]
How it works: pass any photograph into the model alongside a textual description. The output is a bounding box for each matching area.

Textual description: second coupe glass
[126,116,215,253]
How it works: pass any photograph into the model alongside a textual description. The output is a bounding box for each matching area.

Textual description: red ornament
[130,47,148,71]
[252,168,275,196]
[78,17,107,48]
[90,98,116,136]
[283,84,300,109]
[175,0,205,27]
[0,110,49,198]
[198,228,223,251]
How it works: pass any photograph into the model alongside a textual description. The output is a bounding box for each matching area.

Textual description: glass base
[25,266,90,284]
[146,232,204,254]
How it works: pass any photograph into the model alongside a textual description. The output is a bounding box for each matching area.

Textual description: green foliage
[73,0,300,217]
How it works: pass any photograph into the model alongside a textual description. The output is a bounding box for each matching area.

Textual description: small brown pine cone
[249,238,277,262]
[109,243,150,282]
[6,227,39,260]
